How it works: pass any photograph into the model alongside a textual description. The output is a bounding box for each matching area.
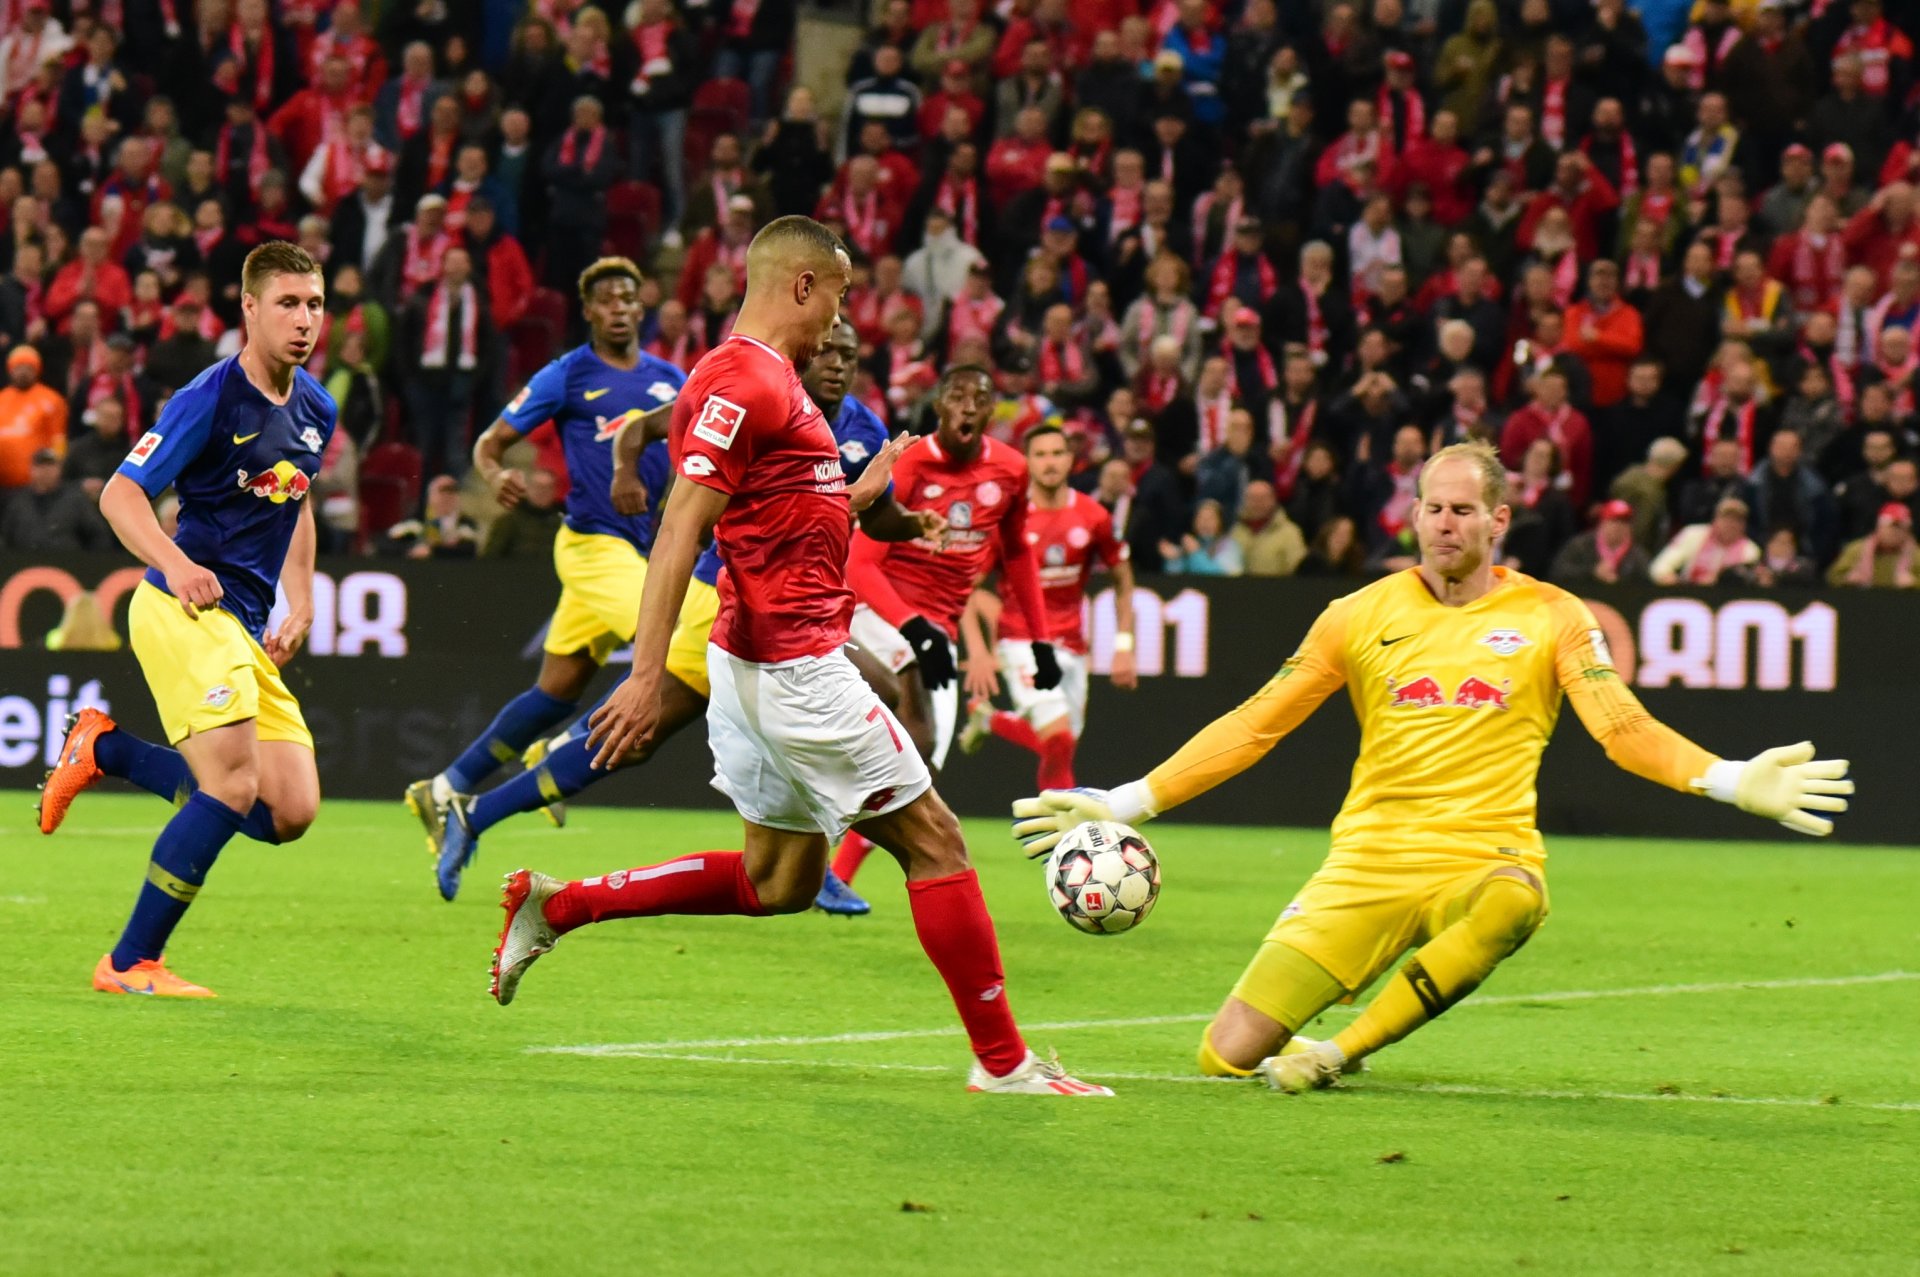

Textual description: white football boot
[490,869,565,1006]
[967,1049,1115,1096]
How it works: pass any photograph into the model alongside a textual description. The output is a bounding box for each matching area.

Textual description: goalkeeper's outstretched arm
[1553,599,1853,836]
[1012,601,1351,855]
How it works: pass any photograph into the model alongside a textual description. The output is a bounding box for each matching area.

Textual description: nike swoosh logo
[232,432,260,444]
[113,976,155,995]
[1380,635,1416,647]
[584,388,611,400]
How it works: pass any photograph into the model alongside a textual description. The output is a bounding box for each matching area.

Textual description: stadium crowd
[2,0,1920,589]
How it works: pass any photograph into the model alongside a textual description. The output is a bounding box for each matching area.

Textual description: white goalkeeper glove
[1692,742,1853,836]
[1010,782,1159,858]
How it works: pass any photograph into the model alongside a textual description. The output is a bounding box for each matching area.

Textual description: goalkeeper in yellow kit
[1013,442,1854,1093]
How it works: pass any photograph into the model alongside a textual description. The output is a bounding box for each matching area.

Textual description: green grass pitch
[4,792,1916,1275]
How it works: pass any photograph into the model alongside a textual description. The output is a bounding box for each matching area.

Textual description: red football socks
[1036,730,1077,791]
[830,830,877,884]
[907,869,1027,1076]
[989,711,1043,753]
[542,852,766,933]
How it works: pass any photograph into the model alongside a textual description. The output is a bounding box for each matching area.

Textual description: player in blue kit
[433,319,940,913]
[403,257,689,894]
[36,242,334,997]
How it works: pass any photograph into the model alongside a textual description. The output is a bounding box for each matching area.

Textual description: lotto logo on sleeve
[128,432,164,466]
[682,454,716,477]
[692,395,746,449]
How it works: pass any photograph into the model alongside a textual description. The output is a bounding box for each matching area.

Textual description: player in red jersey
[488,216,1111,1096]
[958,423,1138,789]
[830,364,1062,887]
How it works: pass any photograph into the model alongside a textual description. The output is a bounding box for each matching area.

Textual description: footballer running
[491,215,1111,1096]
[1014,441,1853,1091]
[39,242,335,997]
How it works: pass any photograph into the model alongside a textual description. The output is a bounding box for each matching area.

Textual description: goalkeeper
[1013,442,1853,1093]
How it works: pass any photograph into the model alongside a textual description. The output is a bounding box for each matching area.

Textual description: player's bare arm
[847,432,912,513]
[472,418,530,509]
[1110,557,1138,690]
[99,473,222,616]
[265,500,316,667]
[587,480,727,766]
[608,403,672,516]
[959,588,1000,701]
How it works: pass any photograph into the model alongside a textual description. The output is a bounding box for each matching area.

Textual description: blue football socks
[468,733,607,835]
[109,791,247,970]
[443,687,577,793]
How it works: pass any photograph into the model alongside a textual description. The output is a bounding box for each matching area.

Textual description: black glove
[900,615,956,690]
[1031,641,1062,691]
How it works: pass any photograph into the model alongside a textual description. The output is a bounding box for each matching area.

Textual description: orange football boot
[38,707,115,834]
[92,953,218,998]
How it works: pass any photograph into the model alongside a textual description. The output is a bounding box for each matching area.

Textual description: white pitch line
[529,970,1920,1056]
[532,1050,1920,1111]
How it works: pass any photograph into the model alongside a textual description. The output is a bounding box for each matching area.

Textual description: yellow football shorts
[544,524,719,696]
[667,576,719,698]
[1232,848,1550,1026]
[128,581,313,748]
[545,526,649,664]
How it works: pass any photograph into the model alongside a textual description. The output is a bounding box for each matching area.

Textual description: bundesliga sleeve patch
[127,431,163,465]
[506,386,530,413]
[691,395,746,449]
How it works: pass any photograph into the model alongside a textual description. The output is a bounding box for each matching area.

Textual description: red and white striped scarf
[1875,350,1918,415]
[1546,248,1579,307]
[1788,232,1845,310]
[1273,398,1316,499]
[1040,339,1085,386]
[936,176,980,246]
[634,20,671,70]
[1625,250,1663,292]
[1327,129,1383,189]
[425,131,455,191]
[396,75,431,139]
[1688,531,1742,583]
[421,280,479,370]
[1205,250,1276,318]
[946,293,1002,357]
[1540,77,1570,150]
[559,125,605,170]
[730,0,762,38]
[1377,84,1425,152]
[1681,24,1742,91]
[1303,283,1328,357]
[231,22,276,112]
[1192,192,1243,266]
[1582,131,1638,197]
[1222,340,1277,400]
[1196,387,1232,452]
[402,224,449,295]
[1140,367,1182,412]
[841,187,889,257]
[1713,228,1742,271]
[1702,395,1759,471]
[1136,295,1193,363]
[216,122,271,189]
[1107,181,1143,243]
[1639,189,1675,227]
[646,329,702,372]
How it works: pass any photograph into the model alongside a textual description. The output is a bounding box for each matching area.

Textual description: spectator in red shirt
[1397,109,1473,227]
[1519,152,1620,265]
[920,59,986,141]
[986,106,1054,210]
[1563,260,1645,409]
[92,137,172,261]
[1501,365,1595,511]
[306,0,387,100]
[1845,180,1920,288]
[677,194,756,311]
[460,198,533,331]
[46,227,133,333]
[270,53,357,177]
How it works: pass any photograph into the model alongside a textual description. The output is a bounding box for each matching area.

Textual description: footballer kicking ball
[1045,820,1161,935]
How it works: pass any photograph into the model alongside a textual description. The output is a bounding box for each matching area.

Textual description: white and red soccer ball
[1044,820,1161,935]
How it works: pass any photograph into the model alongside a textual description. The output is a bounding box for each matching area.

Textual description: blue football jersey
[831,395,892,491]
[116,356,337,640]
[501,344,685,552]
[636,437,724,587]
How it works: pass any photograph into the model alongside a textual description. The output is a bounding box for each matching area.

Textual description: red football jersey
[671,334,852,663]
[997,490,1127,654]
[849,434,1040,638]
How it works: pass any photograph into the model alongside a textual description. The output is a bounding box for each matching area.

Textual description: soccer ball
[1044,820,1161,935]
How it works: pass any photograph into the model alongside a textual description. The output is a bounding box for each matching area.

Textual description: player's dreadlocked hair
[1421,440,1510,510]
[241,241,322,296]
[578,256,644,303]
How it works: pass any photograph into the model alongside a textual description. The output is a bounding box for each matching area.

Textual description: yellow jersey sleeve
[1143,596,1351,812]
[1550,593,1720,792]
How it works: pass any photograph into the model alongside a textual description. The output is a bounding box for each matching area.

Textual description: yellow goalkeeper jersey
[1143,567,1720,861]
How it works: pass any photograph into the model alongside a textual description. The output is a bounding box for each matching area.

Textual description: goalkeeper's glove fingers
[1011,788,1116,858]
[1030,641,1062,690]
[900,615,956,690]
[1694,742,1853,837]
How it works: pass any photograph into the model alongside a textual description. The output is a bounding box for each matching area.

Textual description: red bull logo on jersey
[594,408,644,443]
[236,460,311,504]
[1386,675,1447,708]
[1452,676,1511,711]
[1479,628,1531,656]
[1385,674,1512,711]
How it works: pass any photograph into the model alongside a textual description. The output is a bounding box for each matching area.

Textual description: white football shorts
[997,639,1089,738]
[706,643,931,840]
[848,603,960,771]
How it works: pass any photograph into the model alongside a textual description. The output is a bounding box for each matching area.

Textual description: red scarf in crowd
[87,370,144,435]
[1836,18,1902,95]
[634,20,672,69]
[217,122,271,190]
[231,22,275,112]
[1625,250,1663,292]
[1377,84,1425,152]
[1876,350,1919,415]
[1136,295,1193,364]
[1379,462,1420,537]
[1540,77,1570,150]
[1303,282,1329,358]
[396,74,430,138]
[421,281,479,370]
[945,293,1002,357]
[1139,367,1182,412]
[559,125,605,169]
[1222,339,1277,401]
[1547,248,1579,307]
[1273,398,1316,499]
[426,131,455,191]
[1702,395,1759,471]
[646,329,703,372]
[1206,250,1276,318]
[1788,232,1845,310]
[1108,181,1143,242]
[1639,189,1675,226]
[1681,24,1741,91]
[1040,339,1085,386]
[1582,131,1637,197]
[402,223,449,295]
[935,176,980,246]
[841,187,889,257]
[729,0,762,38]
